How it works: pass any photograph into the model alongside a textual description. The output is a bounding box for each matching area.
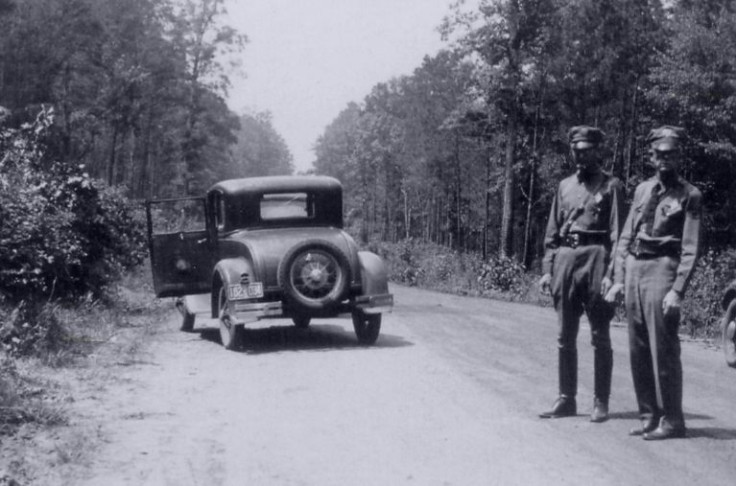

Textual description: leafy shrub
[0,301,70,359]
[477,253,527,296]
[0,108,147,302]
[366,238,531,301]
[682,248,736,338]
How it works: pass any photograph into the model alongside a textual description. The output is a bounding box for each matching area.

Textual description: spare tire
[278,239,351,312]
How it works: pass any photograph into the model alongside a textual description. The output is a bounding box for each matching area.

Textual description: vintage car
[721,280,736,368]
[145,175,393,350]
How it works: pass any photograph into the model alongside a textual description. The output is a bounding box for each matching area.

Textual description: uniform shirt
[542,170,624,277]
[613,176,702,295]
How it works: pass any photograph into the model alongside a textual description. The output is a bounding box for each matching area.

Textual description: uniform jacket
[542,170,624,278]
[613,176,703,295]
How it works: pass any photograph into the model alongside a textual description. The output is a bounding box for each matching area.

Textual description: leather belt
[629,238,679,259]
[560,233,608,249]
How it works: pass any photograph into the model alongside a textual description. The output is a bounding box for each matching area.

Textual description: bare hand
[600,277,613,296]
[604,283,624,304]
[539,273,552,296]
[662,289,682,316]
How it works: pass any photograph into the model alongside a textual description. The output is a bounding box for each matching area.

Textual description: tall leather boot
[540,349,577,418]
[591,348,612,423]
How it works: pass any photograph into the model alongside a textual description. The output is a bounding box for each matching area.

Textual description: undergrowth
[368,238,544,305]
[369,238,734,337]
[0,263,168,439]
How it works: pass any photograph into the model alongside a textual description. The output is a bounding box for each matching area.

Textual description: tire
[292,315,311,329]
[218,287,243,351]
[352,310,381,345]
[181,311,195,332]
[722,299,736,368]
[279,240,350,312]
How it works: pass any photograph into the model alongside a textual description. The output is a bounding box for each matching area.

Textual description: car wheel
[722,299,736,368]
[279,240,350,312]
[352,310,381,345]
[292,315,311,329]
[218,287,243,351]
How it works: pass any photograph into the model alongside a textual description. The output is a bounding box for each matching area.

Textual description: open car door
[146,197,215,298]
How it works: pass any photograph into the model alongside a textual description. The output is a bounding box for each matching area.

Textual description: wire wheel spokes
[291,251,341,300]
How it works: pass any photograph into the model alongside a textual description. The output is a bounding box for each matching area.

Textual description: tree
[442,0,559,257]
[230,111,294,178]
[647,0,736,246]
[164,0,247,195]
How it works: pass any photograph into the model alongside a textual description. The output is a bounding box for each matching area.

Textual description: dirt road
[67,285,736,485]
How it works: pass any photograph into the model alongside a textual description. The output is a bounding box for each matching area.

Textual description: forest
[313,0,736,275]
[2,0,736,337]
[0,0,292,201]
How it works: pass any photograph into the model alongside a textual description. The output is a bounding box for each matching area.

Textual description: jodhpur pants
[551,244,614,398]
[624,254,684,426]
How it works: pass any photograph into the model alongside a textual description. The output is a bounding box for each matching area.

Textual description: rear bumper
[228,293,393,324]
[231,300,284,323]
[354,293,394,314]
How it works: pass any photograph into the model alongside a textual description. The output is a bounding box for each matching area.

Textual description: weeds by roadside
[369,238,546,306]
[371,238,733,336]
[0,263,169,484]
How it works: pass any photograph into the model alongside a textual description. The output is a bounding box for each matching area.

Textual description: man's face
[571,145,600,175]
[651,147,681,180]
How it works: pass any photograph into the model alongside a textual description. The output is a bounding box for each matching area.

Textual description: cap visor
[652,140,678,151]
[572,141,596,150]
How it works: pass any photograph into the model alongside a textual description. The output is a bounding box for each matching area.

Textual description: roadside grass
[372,238,729,337]
[0,262,169,484]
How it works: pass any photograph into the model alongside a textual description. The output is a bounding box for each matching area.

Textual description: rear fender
[357,251,389,296]
[723,280,736,310]
[211,258,256,318]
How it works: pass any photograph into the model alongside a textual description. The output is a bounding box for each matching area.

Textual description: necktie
[640,183,663,236]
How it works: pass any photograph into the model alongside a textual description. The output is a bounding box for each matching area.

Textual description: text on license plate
[227,282,263,300]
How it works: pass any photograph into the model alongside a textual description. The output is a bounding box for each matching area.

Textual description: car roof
[209,175,342,197]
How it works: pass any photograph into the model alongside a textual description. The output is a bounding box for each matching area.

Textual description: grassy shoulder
[371,239,734,338]
[0,264,169,485]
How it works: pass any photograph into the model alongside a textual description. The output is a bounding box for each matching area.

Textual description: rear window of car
[260,193,314,221]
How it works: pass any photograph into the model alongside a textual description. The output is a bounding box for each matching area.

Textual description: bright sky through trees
[225,0,451,173]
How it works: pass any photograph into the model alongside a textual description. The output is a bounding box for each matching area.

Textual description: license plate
[227,282,263,300]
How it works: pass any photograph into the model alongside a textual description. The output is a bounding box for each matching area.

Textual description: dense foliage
[0,108,146,302]
[0,0,293,201]
[313,0,736,274]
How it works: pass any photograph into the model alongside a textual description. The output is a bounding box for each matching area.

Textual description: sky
[224,0,454,173]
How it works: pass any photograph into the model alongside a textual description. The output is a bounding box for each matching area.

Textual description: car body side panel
[212,258,257,318]
[218,227,361,293]
[357,251,390,296]
[723,279,736,310]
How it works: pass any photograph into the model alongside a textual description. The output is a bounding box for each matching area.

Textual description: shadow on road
[610,410,736,440]
[686,427,736,440]
[196,323,413,354]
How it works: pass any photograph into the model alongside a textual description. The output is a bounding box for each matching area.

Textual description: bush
[0,108,147,303]
[0,301,70,359]
[682,248,736,338]
[477,253,527,295]
[367,238,532,301]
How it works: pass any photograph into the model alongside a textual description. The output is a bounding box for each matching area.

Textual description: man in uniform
[605,126,702,440]
[539,126,623,422]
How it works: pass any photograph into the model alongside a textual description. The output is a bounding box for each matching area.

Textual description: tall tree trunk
[625,77,640,185]
[523,77,545,267]
[483,149,491,260]
[500,114,516,257]
[107,126,118,186]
